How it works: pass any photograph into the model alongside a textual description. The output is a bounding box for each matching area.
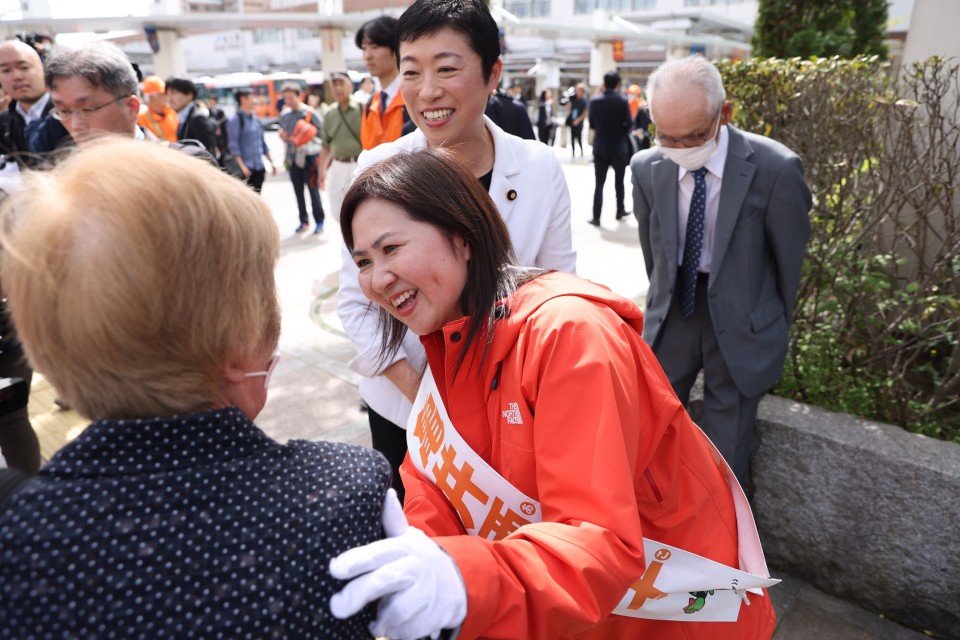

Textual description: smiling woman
[332,147,779,640]
[337,0,577,505]
[350,197,472,337]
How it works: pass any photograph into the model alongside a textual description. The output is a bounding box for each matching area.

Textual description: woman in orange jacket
[329,148,778,640]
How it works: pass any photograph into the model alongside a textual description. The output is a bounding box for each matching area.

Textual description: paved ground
[29,133,929,639]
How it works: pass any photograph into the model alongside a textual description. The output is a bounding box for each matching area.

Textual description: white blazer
[336,116,577,426]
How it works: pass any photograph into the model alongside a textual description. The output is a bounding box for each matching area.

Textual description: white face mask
[657,111,722,171]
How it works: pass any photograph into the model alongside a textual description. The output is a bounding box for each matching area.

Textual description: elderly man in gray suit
[630,55,811,489]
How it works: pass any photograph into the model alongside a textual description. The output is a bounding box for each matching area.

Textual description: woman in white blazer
[337,0,576,500]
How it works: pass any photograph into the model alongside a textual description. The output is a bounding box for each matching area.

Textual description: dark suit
[566,95,587,156]
[484,92,535,140]
[631,107,652,154]
[537,100,556,145]
[588,89,632,221]
[631,126,811,485]
[0,97,70,168]
[177,101,218,154]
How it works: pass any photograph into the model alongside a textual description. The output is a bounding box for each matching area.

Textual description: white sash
[406,367,779,623]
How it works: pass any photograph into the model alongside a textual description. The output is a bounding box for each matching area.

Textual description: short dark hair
[341,148,536,376]
[603,70,621,90]
[165,76,197,99]
[234,87,253,101]
[354,15,399,57]
[397,0,500,83]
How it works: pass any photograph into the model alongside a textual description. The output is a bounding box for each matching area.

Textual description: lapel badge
[507,189,517,201]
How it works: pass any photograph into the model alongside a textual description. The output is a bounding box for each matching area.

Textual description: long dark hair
[341,148,540,376]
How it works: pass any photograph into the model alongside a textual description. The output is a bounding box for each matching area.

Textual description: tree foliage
[717,56,960,443]
[752,0,889,59]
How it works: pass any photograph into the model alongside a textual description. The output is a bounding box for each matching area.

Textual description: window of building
[505,0,552,18]
[252,28,284,44]
[575,0,656,14]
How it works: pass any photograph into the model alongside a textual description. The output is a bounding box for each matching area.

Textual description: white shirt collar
[382,75,401,102]
[16,92,50,125]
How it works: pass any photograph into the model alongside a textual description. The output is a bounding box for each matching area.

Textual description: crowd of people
[0,0,811,637]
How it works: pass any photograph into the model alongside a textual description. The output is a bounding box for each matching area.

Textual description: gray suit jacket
[631,126,812,397]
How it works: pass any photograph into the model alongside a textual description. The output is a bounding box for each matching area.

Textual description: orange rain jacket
[402,272,776,640]
[360,90,407,150]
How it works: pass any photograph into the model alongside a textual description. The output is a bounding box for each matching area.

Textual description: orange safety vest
[138,105,179,143]
[361,90,407,150]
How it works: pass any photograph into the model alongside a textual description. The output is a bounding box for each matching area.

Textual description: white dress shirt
[16,92,49,126]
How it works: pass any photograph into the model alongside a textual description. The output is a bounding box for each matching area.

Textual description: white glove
[329,488,467,640]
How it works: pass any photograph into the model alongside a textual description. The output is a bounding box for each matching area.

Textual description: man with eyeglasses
[42,42,214,167]
[44,42,145,144]
[630,55,811,492]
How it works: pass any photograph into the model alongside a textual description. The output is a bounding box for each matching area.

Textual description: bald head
[0,39,46,108]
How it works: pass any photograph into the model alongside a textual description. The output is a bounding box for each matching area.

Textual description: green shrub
[716,56,960,443]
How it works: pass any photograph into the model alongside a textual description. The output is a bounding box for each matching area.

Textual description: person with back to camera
[336,0,576,504]
[329,147,779,640]
[0,137,391,637]
[587,70,632,226]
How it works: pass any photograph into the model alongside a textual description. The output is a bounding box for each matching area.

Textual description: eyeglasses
[50,95,129,122]
[655,109,722,148]
[243,352,281,389]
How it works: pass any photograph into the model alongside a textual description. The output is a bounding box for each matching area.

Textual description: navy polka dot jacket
[0,406,390,638]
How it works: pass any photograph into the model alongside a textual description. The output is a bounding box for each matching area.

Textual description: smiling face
[399,27,500,150]
[351,197,470,336]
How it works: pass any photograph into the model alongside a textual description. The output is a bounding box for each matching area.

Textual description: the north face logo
[502,402,523,425]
